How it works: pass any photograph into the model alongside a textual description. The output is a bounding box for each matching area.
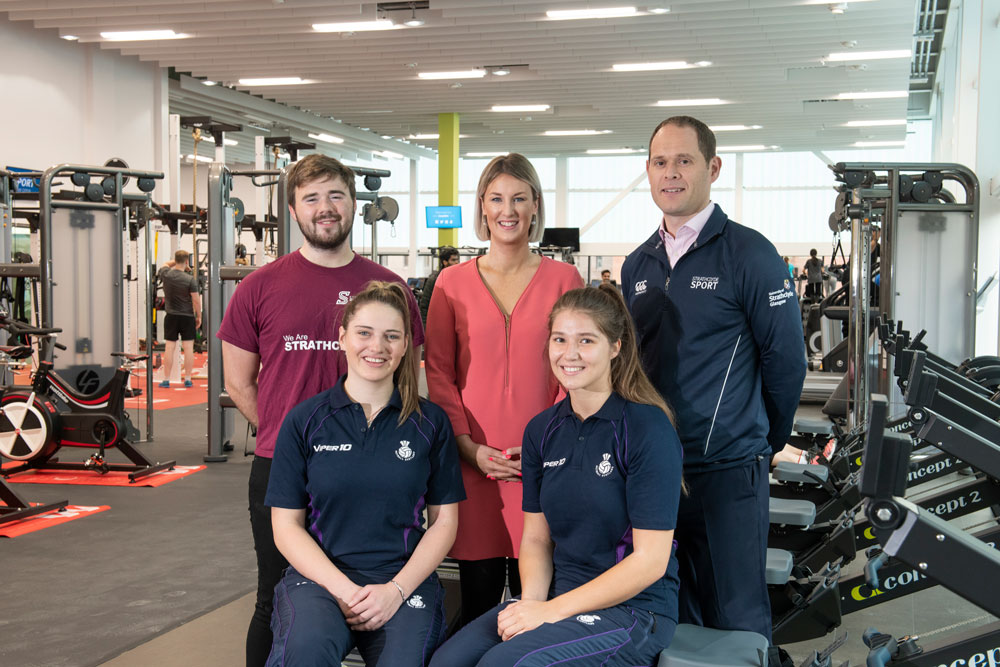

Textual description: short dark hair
[439,246,459,268]
[810,248,818,257]
[174,249,190,264]
[648,116,716,163]
[601,269,611,277]
[286,154,356,205]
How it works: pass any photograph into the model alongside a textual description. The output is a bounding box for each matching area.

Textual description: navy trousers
[266,568,447,667]
[429,600,675,667]
[675,456,772,640]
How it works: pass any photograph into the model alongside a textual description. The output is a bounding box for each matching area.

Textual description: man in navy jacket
[622,116,806,640]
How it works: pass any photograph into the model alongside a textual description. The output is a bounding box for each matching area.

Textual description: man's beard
[298,210,354,251]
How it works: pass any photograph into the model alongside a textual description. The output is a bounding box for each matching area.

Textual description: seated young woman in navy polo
[430,285,684,667]
[265,281,465,667]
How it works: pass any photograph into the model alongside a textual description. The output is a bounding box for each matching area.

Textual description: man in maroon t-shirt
[217,154,424,667]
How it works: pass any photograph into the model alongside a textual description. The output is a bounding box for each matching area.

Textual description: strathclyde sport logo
[634,279,648,294]
[596,453,614,477]
[396,440,415,461]
[576,614,601,625]
[690,275,719,290]
[407,595,425,609]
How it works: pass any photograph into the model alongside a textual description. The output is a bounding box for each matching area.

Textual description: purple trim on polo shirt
[403,495,426,553]
[615,525,634,564]
[307,493,323,544]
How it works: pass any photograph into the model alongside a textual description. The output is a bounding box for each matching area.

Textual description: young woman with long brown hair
[265,281,464,666]
[431,285,683,667]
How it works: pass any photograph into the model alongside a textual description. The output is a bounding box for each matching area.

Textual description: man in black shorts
[157,250,201,388]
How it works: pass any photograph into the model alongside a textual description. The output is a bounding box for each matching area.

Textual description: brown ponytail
[340,281,422,424]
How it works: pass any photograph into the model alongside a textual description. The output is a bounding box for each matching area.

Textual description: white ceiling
[2,0,926,162]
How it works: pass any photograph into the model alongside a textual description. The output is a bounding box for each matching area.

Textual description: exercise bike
[0,314,175,483]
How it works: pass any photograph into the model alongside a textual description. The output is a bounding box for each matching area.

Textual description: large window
[350,120,932,271]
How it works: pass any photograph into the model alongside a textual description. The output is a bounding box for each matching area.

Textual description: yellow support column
[437,112,459,247]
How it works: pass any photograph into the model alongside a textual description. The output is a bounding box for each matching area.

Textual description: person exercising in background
[157,250,201,388]
[803,249,824,302]
[418,246,460,326]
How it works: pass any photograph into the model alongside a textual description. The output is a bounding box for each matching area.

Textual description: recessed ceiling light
[717,145,770,152]
[826,49,911,61]
[410,133,470,140]
[418,70,486,79]
[492,67,512,76]
[308,132,345,144]
[223,138,238,146]
[546,6,640,20]
[375,150,404,159]
[312,20,398,32]
[843,119,907,127]
[586,148,643,154]
[829,3,847,14]
[466,152,508,157]
[101,29,188,41]
[239,77,311,86]
[836,90,908,99]
[185,154,213,163]
[202,80,217,86]
[612,61,703,72]
[710,125,762,131]
[491,104,551,112]
[656,98,729,107]
[544,129,613,136]
[647,6,671,14]
[854,140,906,147]
[61,35,79,41]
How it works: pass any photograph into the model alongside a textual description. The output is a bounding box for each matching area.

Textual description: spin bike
[0,315,175,483]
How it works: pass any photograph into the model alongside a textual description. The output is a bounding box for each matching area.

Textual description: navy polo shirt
[521,392,683,619]
[266,377,465,580]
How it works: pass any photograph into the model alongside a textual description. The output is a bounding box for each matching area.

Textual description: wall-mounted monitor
[540,227,580,251]
[426,206,462,229]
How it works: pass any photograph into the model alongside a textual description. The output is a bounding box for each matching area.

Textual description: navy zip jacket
[621,205,806,470]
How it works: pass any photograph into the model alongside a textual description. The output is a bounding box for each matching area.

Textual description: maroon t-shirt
[216,250,424,458]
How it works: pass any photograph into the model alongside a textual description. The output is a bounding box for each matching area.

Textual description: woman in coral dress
[425,153,583,627]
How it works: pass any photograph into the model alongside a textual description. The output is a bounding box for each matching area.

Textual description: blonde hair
[340,281,421,424]
[473,153,545,243]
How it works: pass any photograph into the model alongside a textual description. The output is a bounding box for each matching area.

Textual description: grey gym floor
[1,399,995,667]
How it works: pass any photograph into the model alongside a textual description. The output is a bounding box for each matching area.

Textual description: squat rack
[829,162,979,427]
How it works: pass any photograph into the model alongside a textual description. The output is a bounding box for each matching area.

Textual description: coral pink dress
[425,256,583,560]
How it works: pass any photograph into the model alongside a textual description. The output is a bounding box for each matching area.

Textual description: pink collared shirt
[657,202,715,268]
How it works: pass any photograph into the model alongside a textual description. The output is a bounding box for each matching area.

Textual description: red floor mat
[0,504,110,538]
[2,464,205,487]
